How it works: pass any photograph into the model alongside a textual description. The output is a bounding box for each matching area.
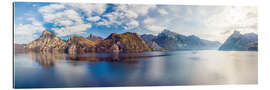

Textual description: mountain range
[22,30,151,53]
[142,30,221,50]
[14,29,258,54]
[219,31,258,51]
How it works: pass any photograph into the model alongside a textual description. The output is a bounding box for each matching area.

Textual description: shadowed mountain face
[25,30,67,52]
[87,34,104,41]
[141,34,163,51]
[153,29,221,50]
[219,31,258,51]
[67,36,96,54]
[96,32,152,53]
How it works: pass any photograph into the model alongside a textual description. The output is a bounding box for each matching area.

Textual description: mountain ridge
[219,31,258,51]
[23,30,152,53]
[25,30,68,52]
[152,29,221,50]
[17,29,255,54]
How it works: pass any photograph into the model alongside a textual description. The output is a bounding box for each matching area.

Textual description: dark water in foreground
[14,50,257,88]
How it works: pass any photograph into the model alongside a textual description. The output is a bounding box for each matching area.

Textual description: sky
[14,2,258,44]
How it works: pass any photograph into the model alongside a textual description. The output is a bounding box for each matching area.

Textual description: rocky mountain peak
[25,29,67,52]
[141,34,163,51]
[188,35,200,40]
[219,31,258,51]
[141,34,156,42]
[106,33,118,39]
[87,34,104,41]
[67,36,96,54]
[232,30,241,36]
[154,29,221,50]
[161,29,176,35]
[158,29,180,39]
[96,32,151,53]
[41,30,56,38]
[233,30,240,34]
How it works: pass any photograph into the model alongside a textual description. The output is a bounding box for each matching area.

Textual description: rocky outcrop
[141,34,163,51]
[25,30,67,52]
[153,29,221,50]
[219,31,258,51]
[24,30,153,53]
[67,36,96,54]
[96,32,152,53]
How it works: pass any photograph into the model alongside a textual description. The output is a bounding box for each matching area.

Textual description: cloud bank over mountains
[14,2,257,44]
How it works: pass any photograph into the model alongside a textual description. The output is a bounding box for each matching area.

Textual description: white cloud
[201,6,258,42]
[97,4,156,30]
[15,18,45,44]
[143,18,156,24]
[145,25,165,32]
[52,24,92,37]
[115,4,156,16]
[96,19,110,27]
[40,9,83,25]
[38,4,65,14]
[15,24,43,36]
[142,17,166,32]
[87,16,101,22]
[125,20,139,30]
[204,6,257,31]
[158,8,168,15]
[26,17,43,26]
[67,3,107,16]
[54,19,74,26]
[18,3,258,43]
[38,4,93,36]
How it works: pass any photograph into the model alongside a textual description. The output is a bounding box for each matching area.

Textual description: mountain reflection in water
[14,50,257,88]
[26,51,170,67]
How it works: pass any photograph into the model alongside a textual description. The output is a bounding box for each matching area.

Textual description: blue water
[14,50,258,88]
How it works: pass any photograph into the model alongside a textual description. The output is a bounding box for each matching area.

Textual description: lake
[14,50,258,88]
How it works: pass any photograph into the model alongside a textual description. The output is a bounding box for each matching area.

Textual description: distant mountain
[87,34,104,41]
[67,36,96,54]
[25,30,67,52]
[153,29,221,50]
[141,34,163,51]
[96,32,152,53]
[14,44,26,53]
[21,29,224,54]
[219,31,258,51]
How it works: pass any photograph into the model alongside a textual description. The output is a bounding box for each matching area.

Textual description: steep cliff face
[24,30,152,53]
[154,29,221,50]
[96,32,152,53]
[141,34,163,51]
[67,36,96,54]
[219,31,258,51]
[25,30,67,52]
[154,30,183,50]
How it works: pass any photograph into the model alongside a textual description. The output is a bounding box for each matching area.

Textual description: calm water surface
[14,50,257,88]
